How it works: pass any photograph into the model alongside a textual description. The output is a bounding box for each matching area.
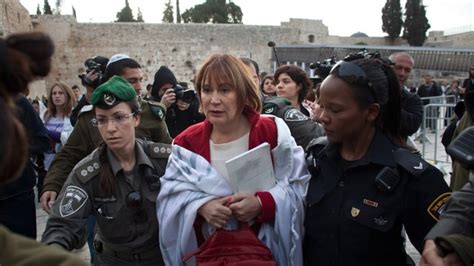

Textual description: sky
[19,0,473,37]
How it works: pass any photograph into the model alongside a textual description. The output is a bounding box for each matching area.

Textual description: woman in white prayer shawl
[157,54,310,266]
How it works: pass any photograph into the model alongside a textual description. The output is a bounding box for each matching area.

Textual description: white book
[225,142,276,194]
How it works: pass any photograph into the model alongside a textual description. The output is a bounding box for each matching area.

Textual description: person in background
[72,84,82,104]
[417,74,443,130]
[304,57,450,266]
[461,64,474,95]
[444,80,461,122]
[240,57,260,87]
[42,76,169,265]
[0,31,87,265]
[42,81,75,170]
[151,66,205,138]
[274,64,312,117]
[144,83,153,100]
[389,52,423,140]
[158,54,310,265]
[260,75,276,96]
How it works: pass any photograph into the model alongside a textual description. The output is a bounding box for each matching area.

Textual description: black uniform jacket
[304,129,451,266]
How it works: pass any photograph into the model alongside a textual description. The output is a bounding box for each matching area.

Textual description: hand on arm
[420,239,462,266]
[40,191,57,213]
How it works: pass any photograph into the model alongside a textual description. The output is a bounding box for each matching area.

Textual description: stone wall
[29,15,329,97]
[0,0,32,36]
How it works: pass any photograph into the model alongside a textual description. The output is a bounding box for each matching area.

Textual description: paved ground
[33,131,451,265]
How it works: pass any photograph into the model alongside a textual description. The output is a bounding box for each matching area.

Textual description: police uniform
[41,87,171,195]
[41,76,171,265]
[303,129,451,266]
[262,96,325,149]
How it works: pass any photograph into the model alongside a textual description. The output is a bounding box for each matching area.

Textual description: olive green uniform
[0,225,87,266]
[42,139,170,265]
[42,100,171,194]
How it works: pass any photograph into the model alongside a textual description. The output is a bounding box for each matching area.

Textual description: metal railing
[414,95,457,168]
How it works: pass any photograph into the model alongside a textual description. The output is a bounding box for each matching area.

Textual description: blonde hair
[194,54,261,113]
[45,81,76,120]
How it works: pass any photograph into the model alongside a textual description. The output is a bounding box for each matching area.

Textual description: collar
[107,141,155,176]
[325,128,397,168]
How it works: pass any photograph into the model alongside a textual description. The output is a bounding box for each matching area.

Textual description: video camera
[78,56,109,89]
[174,84,196,104]
[309,56,337,83]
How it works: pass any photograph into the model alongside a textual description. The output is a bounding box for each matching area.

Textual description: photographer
[70,56,109,126]
[151,66,204,137]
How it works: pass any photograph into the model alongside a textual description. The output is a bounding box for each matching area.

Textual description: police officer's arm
[41,115,96,194]
[41,171,92,250]
[400,91,423,137]
[426,179,474,240]
[402,164,451,252]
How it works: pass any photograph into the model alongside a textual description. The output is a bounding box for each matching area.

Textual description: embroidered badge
[363,198,379,208]
[351,207,360,217]
[414,162,423,170]
[59,186,88,217]
[103,93,116,106]
[263,107,275,114]
[427,192,451,221]
[284,108,308,121]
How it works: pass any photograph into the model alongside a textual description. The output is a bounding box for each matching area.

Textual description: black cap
[152,66,177,99]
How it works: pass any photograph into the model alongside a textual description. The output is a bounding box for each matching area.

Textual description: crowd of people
[1,30,474,266]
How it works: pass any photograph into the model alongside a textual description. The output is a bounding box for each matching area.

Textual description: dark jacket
[417,82,442,105]
[0,96,49,200]
[165,100,205,138]
[304,130,451,266]
[400,89,423,139]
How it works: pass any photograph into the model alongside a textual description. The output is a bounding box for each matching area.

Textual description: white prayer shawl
[157,117,310,266]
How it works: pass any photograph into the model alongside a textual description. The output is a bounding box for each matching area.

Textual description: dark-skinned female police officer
[42,76,169,265]
[303,57,451,266]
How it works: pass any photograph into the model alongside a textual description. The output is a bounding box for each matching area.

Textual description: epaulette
[393,148,429,177]
[74,154,100,184]
[148,143,172,159]
[77,105,93,118]
[146,100,166,121]
[306,136,328,154]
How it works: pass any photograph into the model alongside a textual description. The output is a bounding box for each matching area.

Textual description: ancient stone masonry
[2,0,472,98]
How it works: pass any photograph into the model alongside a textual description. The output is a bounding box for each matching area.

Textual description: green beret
[91,75,136,109]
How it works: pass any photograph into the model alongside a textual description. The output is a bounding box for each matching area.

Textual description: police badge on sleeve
[59,186,88,217]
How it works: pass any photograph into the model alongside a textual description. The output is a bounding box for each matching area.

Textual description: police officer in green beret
[41,55,171,211]
[42,76,168,266]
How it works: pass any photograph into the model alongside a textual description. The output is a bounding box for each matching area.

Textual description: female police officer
[42,76,169,265]
[304,56,451,266]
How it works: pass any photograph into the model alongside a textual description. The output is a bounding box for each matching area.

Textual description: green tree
[43,0,52,14]
[182,0,242,24]
[163,0,174,23]
[55,0,62,14]
[36,4,42,15]
[137,7,144,22]
[381,0,403,41]
[403,0,430,46]
[72,6,76,18]
[176,0,181,23]
[116,0,135,22]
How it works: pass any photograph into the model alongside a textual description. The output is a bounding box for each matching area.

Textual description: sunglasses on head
[330,60,377,103]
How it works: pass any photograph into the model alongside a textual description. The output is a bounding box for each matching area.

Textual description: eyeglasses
[91,113,135,127]
[330,60,377,102]
[126,191,147,223]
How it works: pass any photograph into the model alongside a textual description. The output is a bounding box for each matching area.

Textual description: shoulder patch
[74,156,100,184]
[393,148,429,177]
[427,192,451,221]
[147,101,166,121]
[59,185,88,217]
[77,105,93,118]
[149,143,172,159]
[284,108,309,121]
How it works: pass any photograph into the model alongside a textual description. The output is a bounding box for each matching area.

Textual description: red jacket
[174,107,277,223]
